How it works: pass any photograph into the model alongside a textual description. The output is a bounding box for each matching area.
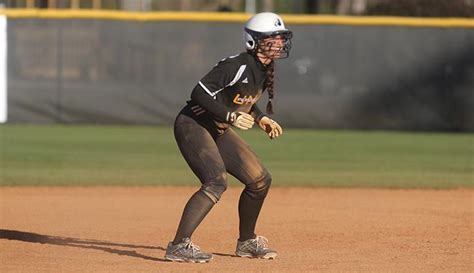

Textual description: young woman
[165,12,293,263]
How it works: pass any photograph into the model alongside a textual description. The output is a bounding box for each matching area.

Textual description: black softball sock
[172,190,215,245]
[238,191,265,241]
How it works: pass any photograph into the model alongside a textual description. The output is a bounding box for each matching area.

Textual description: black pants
[174,113,271,202]
[173,112,272,242]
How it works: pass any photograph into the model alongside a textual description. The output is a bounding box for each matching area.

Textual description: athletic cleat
[235,235,277,259]
[164,238,213,263]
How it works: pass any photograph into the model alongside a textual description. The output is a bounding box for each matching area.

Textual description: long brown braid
[264,61,275,115]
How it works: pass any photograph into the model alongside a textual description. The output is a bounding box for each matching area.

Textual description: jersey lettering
[233,94,258,105]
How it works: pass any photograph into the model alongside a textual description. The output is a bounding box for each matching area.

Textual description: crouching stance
[165,12,293,263]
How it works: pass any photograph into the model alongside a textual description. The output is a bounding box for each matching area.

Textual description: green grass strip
[1,125,472,188]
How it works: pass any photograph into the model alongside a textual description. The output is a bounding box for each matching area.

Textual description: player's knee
[245,171,272,200]
[201,172,228,203]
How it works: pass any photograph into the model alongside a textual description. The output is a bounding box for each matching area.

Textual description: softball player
[165,12,293,263]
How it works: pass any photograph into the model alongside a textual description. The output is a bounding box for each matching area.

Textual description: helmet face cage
[245,28,293,59]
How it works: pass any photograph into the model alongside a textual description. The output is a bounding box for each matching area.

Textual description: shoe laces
[183,240,201,254]
[255,236,269,249]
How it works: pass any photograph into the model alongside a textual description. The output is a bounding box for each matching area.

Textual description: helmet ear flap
[244,32,256,50]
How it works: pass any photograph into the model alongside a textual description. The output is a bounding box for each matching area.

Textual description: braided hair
[264,61,275,115]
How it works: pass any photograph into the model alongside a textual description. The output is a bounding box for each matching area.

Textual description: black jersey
[183,52,268,131]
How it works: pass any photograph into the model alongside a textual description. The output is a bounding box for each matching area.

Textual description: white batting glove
[228,111,255,130]
[259,116,283,139]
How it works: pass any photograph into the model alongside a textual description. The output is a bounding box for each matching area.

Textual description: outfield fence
[1,10,473,131]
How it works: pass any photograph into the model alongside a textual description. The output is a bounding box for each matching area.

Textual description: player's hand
[229,112,255,130]
[259,116,283,139]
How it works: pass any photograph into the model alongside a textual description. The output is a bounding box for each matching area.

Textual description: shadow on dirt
[0,229,168,262]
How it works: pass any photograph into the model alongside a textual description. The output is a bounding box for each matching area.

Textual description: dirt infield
[0,187,472,272]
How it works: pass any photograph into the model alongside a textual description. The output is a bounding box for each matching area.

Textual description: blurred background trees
[0,0,473,17]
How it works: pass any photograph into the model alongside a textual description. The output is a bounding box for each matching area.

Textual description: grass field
[0,124,472,188]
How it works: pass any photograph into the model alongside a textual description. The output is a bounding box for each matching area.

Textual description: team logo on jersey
[233,94,258,105]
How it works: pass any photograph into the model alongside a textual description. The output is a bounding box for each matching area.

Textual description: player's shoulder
[216,52,254,67]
